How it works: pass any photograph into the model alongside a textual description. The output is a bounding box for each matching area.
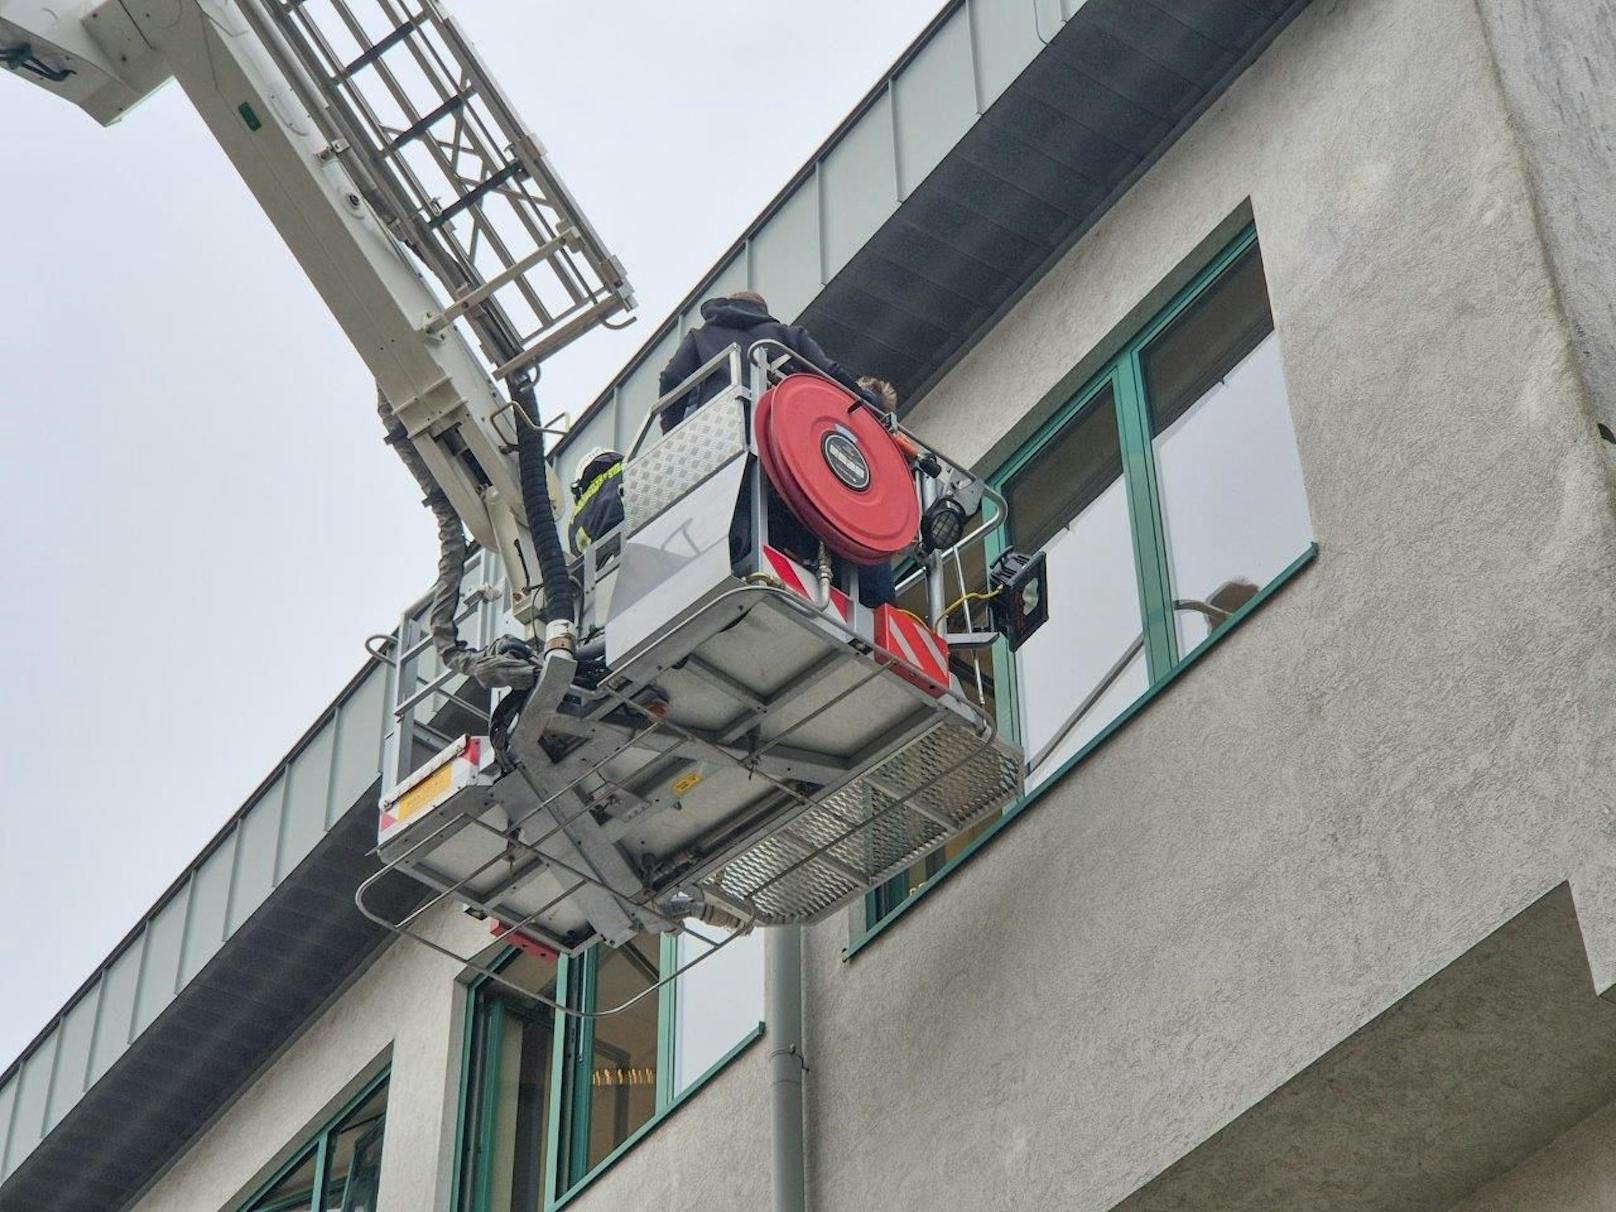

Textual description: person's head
[730,290,768,311]
[571,447,622,499]
[857,376,899,411]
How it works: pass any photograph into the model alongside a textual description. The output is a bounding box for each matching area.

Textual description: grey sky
[0,0,942,1070]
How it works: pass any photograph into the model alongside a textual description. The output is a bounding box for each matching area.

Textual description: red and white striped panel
[761,545,852,624]
[873,605,951,698]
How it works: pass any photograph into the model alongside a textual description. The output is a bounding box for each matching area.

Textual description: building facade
[4,0,1616,1208]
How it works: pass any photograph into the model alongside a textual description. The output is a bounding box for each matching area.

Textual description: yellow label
[671,771,703,796]
[395,761,455,826]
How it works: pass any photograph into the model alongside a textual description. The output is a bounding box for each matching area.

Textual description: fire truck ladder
[355,347,1027,1014]
[236,0,632,378]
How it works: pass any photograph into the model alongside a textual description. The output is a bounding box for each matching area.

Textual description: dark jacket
[568,460,624,556]
[657,296,853,432]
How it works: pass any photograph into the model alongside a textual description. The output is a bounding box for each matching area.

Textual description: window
[855,226,1315,940]
[239,1071,389,1212]
[457,929,765,1211]
[1142,245,1312,659]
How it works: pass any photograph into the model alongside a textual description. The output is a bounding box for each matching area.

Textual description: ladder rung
[429,160,524,229]
[384,91,468,154]
[336,13,427,82]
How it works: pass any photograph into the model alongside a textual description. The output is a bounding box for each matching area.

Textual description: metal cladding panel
[132,887,189,1037]
[682,252,749,336]
[44,991,97,1133]
[86,942,140,1086]
[970,0,1045,106]
[2,1033,55,1178]
[179,833,235,985]
[0,803,424,1212]
[0,1079,14,1183]
[893,8,978,195]
[612,327,679,459]
[793,0,1312,404]
[552,0,1306,469]
[1035,0,1065,37]
[330,666,387,818]
[227,776,285,934]
[277,722,336,882]
[0,660,398,1200]
[1090,3,1242,85]
[822,89,899,279]
[750,178,823,324]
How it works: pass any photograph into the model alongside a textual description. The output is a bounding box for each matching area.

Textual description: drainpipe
[767,925,807,1212]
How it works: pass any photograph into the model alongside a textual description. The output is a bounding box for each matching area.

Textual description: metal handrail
[624,344,745,460]
[1024,599,1233,775]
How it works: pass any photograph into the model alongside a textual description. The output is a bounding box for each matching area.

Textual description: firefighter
[656,290,865,432]
[656,293,898,606]
[567,446,625,557]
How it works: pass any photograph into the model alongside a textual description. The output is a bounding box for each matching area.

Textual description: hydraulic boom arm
[1,0,634,627]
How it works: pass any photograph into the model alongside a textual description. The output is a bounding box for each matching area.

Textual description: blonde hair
[857,376,899,411]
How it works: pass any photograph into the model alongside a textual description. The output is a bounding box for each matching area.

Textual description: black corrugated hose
[511,371,574,627]
[377,388,538,689]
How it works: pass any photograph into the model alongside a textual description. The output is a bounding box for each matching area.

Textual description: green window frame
[236,1069,390,1212]
[454,941,765,1212]
[851,224,1318,952]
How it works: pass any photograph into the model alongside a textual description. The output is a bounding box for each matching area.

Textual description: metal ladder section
[242,0,632,377]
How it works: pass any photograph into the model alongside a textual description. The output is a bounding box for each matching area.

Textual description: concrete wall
[1473,0,1616,445]
[131,907,484,1212]
[1450,1095,1616,1212]
[799,0,1616,1207]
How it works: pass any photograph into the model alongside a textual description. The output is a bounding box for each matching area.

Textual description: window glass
[242,1076,388,1212]
[1143,248,1312,657]
[858,228,1316,941]
[321,1083,387,1212]
[1006,385,1148,785]
[673,927,765,1094]
[253,1149,318,1211]
[462,953,557,1212]
[583,936,661,1169]
[485,1009,553,1212]
[461,929,766,1205]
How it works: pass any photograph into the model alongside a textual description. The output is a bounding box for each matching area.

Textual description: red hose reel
[753,374,920,564]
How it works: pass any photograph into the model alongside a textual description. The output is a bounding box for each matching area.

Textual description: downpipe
[768,926,807,1212]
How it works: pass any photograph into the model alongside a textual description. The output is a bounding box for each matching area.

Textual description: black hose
[377,388,538,690]
[511,373,574,627]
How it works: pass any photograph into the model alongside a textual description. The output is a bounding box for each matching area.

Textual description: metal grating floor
[703,717,1020,921]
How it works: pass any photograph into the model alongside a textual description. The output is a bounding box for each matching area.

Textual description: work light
[919,494,968,553]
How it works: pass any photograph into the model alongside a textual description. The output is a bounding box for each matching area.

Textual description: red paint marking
[762,545,852,623]
[873,605,950,698]
[763,546,808,596]
[491,919,561,963]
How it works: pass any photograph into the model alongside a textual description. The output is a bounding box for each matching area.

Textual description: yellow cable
[942,588,1000,621]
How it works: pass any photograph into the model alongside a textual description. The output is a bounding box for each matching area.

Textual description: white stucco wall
[800,0,1616,1207]
[132,907,483,1212]
[1449,1094,1616,1212]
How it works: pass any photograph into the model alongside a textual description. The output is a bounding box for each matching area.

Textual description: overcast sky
[0,0,943,1072]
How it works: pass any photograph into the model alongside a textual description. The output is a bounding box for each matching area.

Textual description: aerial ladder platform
[3,0,1048,1010]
